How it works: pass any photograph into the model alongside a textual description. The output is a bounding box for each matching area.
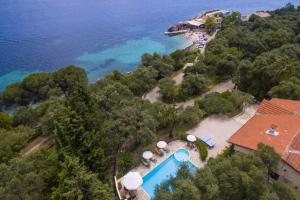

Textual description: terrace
[117,140,201,200]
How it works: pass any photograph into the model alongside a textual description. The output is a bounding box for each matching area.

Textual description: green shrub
[196,140,208,161]
[118,152,138,173]
[200,91,252,117]
[0,126,35,163]
[222,145,235,157]
[178,107,204,127]
[0,112,12,129]
[174,129,187,140]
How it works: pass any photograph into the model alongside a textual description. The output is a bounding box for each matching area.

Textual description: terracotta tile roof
[270,98,300,114]
[229,98,300,173]
[257,100,293,115]
[229,115,300,155]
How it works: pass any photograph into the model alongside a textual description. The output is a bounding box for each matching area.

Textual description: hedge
[196,140,208,161]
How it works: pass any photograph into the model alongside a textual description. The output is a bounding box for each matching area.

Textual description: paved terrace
[118,105,258,200]
[118,140,201,200]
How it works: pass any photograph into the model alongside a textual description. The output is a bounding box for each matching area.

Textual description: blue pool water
[142,149,197,198]
[1,0,300,91]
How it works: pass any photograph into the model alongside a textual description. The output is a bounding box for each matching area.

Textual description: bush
[196,140,208,161]
[178,107,204,127]
[159,77,177,103]
[0,112,12,129]
[118,152,138,173]
[222,145,235,157]
[0,126,35,163]
[180,74,208,98]
[200,91,252,116]
[174,130,187,140]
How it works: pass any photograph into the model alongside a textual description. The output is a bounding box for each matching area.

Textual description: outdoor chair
[154,147,164,156]
[141,158,150,167]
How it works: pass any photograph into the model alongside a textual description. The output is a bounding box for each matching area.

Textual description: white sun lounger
[198,135,215,148]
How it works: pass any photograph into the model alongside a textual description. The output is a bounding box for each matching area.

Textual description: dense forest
[0,4,299,200]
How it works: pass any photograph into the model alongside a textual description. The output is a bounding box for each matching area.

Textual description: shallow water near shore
[0,0,300,90]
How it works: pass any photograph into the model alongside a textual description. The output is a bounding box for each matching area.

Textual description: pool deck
[118,140,201,200]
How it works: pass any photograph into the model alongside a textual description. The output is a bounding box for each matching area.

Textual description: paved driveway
[187,105,258,158]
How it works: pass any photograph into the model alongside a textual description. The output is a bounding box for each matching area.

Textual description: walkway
[143,63,193,103]
[176,80,235,108]
[20,136,54,156]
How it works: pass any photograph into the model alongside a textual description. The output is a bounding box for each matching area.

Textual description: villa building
[229,98,300,193]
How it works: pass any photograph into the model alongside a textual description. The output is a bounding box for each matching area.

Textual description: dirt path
[176,80,235,108]
[20,135,54,156]
[143,62,193,103]
[144,30,220,104]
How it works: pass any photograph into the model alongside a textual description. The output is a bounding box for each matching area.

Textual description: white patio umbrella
[157,141,167,149]
[142,151,153,160]
[187,134,196,142]
[123,171,143,190]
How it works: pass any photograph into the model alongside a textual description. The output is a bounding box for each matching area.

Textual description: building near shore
[167,9,230,33]
[229,98,300,193]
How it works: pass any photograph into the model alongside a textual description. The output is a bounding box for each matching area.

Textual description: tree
[272,181,298,200]
[53,65,88,95]
[194,168,219,200]
[268,77,300,100]
[0,126,35,163]
[51,156,115,200]
[171,180,201,200]
[255,143,281,180]
[178,106,204,127]
[160,106,178,138]
[128,66,158,96]
[180,74,208,98]
[0,112,12,129]
[205,17,216,34]
[184,62,210,76]
[159,78,177,103]
[0,149,59,199]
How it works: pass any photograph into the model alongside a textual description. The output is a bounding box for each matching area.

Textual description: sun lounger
[198,135,215,148]
[154,147,164,156]
[150,157,157,163]
[141,158,150,167]
[199,135,211,142]
[206,139,216,149]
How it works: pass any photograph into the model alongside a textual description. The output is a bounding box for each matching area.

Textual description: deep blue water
[1,0,300,90]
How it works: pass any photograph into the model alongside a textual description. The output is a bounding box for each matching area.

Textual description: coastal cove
[1,0,300,91]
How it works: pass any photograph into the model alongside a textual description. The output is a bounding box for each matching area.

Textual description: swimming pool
[141,149,197,198]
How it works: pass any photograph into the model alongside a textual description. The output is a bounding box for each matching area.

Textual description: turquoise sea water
[142,149,197,198]
[0,0,300,90]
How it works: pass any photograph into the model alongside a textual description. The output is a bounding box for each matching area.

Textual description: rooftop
[229,98,300,173]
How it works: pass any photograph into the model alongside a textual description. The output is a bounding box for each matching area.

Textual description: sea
[1,0,300,91]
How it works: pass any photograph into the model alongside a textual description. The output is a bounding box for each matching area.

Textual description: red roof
[270,98,300,114]
[229,98,300,173]
[257,100,293,115]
